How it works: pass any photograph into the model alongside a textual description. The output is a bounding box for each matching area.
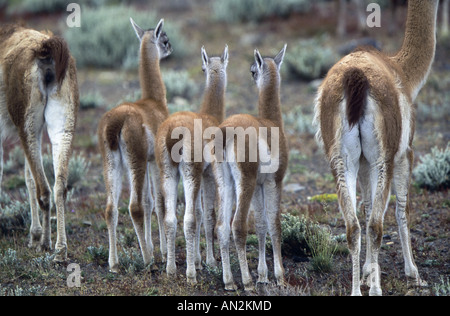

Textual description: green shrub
[86,245,109,266]
[0,248,19,268]
[284,36,338,81]
[3,145,25,174]
[7,0,113,14]
[433,276,450,296]
[0,285,48,296]
[64,6,187,69]
[212,0,311,23]
[283,106,315,135]
[309,193,338,204]
[80,92,105,110]
[270,212,339,272]
[119,247,147,274]
[413,144,450,191]
[31,253,55,271]
[42,149,91,190]
[275,213,311,257]
[0,195,31,236]
[305,225,337,272]
[7,0,69,14]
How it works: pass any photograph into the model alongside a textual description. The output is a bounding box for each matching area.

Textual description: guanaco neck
[199,72,226,123]
[139,36,166,103]
[392,0,438,99]
[258,65,283,128]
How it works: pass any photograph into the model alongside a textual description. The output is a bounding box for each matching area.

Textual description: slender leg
[180,162,202,284]
[393,151,425,287]
[232,166,257,292]
[102,148,123,273]
[195,193,203,270]
[334,127,362,296]
[214,161,236,291]
[202,165,217,268]
[19,119,52,252]
[25,160,42,250]
[149,160,167,262]
[252,184,268,284]
[359,156,374,283]
[120,136,153,266]
[366,159,392,296]
[334,157,362,296]
[143,166,154,260]
[45,94,77,261]
[264,180,285,286]
[163,163,180,277]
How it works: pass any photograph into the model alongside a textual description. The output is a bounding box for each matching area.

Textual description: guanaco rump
[155,46,229,285]
[0,24,79,262]
[212,46,288,291]
[98,19,172,273]
[314,0,439,296]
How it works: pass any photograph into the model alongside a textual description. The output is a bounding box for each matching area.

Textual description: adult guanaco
[0,24,79,262]
[314,0,439,296]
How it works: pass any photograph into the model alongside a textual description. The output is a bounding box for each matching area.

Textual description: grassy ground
[0,1,449,296]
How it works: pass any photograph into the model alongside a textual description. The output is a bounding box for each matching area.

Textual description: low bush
[0,193,31,236]
[7,0,69,14]
[268,212,339,272]
[284,36,338,81]
[64,6,187,69]
[163,70,199,102]
[283,106,316,135]
[305,225,337,272]
[413,143,450,191]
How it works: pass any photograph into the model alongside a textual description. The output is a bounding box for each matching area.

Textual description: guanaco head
[201,45,229,83]
[130,18,173,59]
[250,44,287,89]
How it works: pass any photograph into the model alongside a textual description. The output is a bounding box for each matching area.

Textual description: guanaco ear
[221,45,229,67]
[130,17,145,41]
[154,19,164,40]
[254,49,264,71]
[201,46,209,67]
[274,44,287,70]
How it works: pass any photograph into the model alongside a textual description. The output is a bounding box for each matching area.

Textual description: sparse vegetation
[433,276,450,296]
[305,224,337,273]
[212,0,311,23]
[64,6,187,69]
[163,70,199,102]
[413,143,450,191]
[284,36,338,81]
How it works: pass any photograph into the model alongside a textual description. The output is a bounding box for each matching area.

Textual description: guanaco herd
[0,0,440,296]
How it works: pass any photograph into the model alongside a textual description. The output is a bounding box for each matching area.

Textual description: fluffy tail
[343,67,370,128]
[104,115,126,151]
[35,36,70,87]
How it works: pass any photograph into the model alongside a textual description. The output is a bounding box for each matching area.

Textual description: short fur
[213,46,288,291]
[155,46,228,285]
[98,19,172,272]
[0,24,79,261]
[314,0,439,296]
